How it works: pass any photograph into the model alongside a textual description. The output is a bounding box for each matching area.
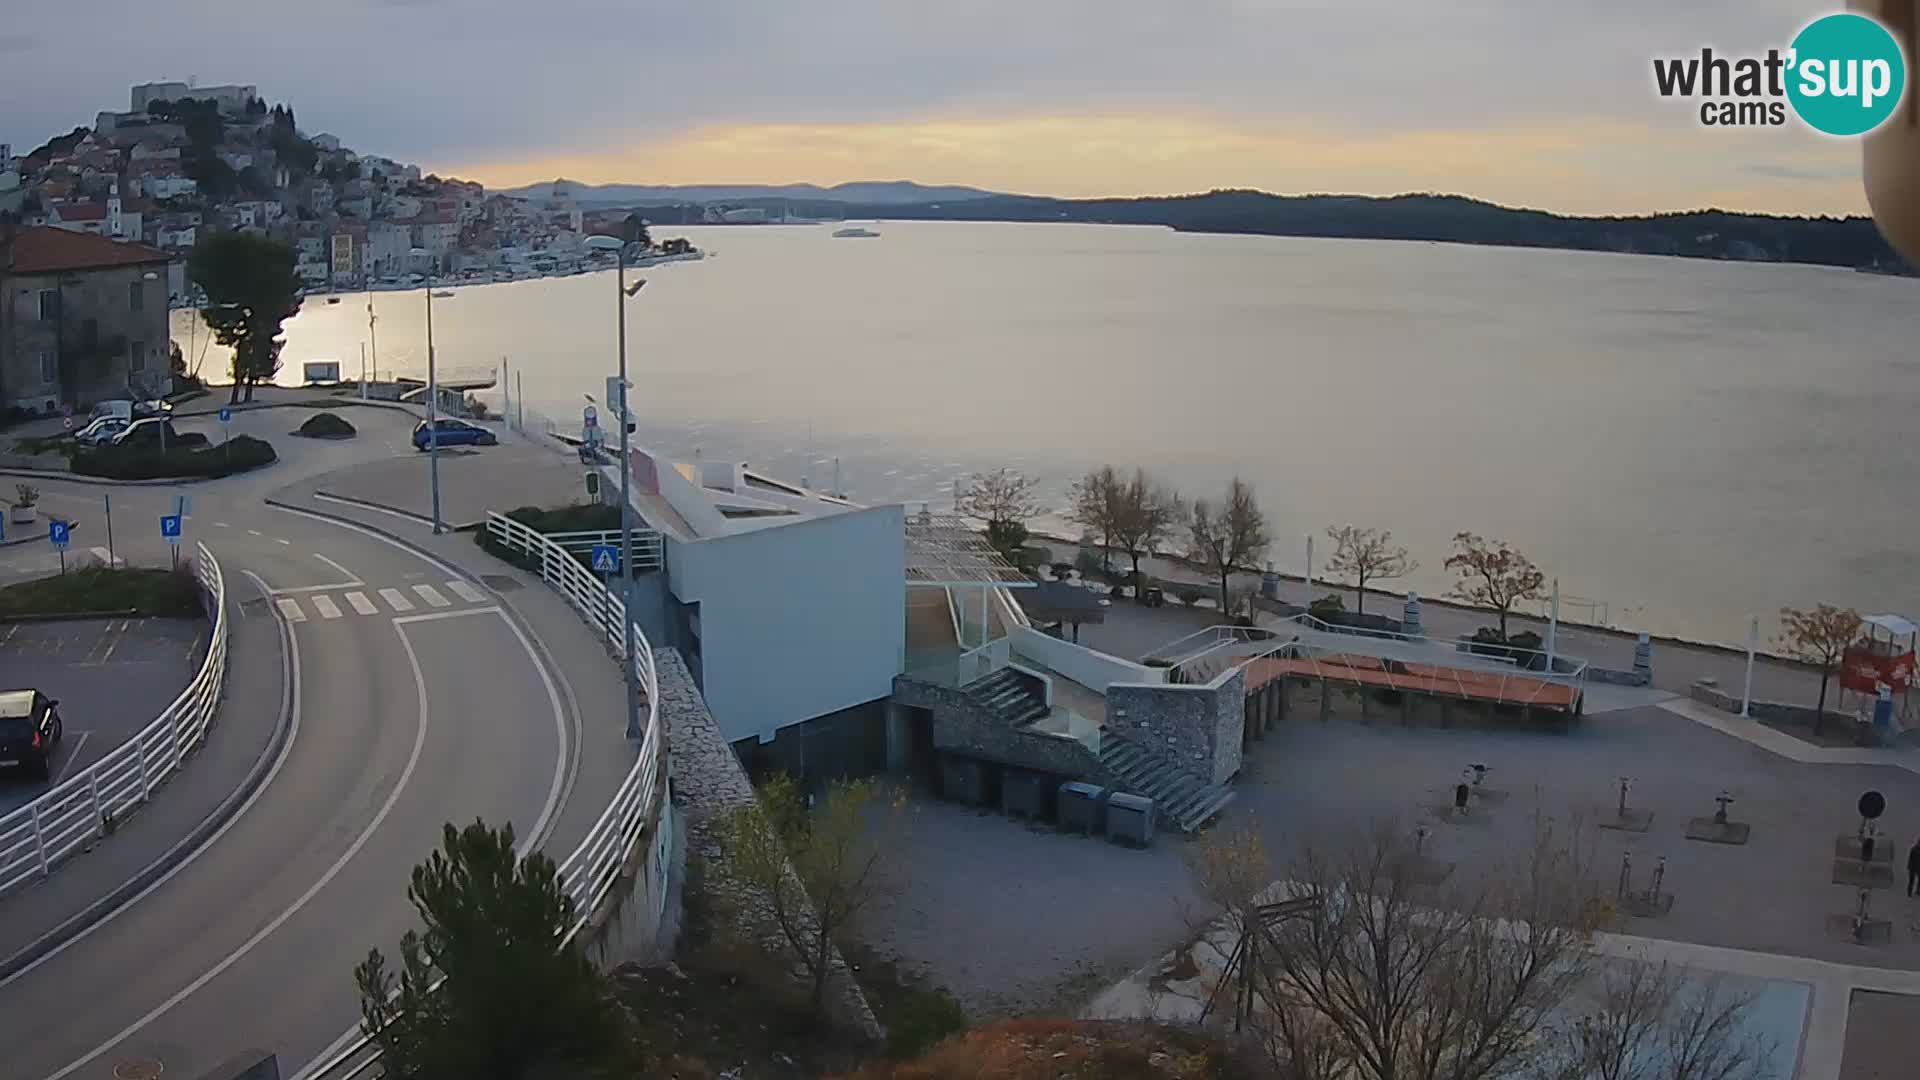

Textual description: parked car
[74,416,130,446]
[89,398,173,423]
[110,417,185,448]
[412,418,498,451]
[0,689,64,780]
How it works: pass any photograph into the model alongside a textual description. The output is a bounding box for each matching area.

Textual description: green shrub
[1176,586,1203,607]
[505,503,622,533]
[1308,592,1346,623]
[1073,549,1102,577]
[295,412,357,438]
[885,987,968,1059]
[73,435,276,480]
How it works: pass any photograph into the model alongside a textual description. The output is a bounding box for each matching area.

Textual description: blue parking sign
[48,520,70,548]
[160,514,182,541]
[218,407,233,424]
[590,544,618,573]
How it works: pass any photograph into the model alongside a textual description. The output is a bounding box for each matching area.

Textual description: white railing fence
[0,542,228,897]
[541,528,664,572]
[309,513,667,1080]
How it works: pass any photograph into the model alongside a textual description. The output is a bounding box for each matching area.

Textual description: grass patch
[842,1020,1256,1079]
[841,945,968,1059]
[0,566,201,618]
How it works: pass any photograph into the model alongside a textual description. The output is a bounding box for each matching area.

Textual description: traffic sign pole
[103,493,114,568]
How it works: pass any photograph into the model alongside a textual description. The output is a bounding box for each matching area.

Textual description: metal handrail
[304,513,667,1080]
[0,542,228,897]
[539,528,664,571]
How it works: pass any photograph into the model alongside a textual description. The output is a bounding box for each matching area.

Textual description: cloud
[8,0,1871,212]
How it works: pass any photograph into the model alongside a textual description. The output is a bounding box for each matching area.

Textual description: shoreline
[1027,530,1815,672]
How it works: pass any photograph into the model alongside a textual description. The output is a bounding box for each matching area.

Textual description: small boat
[833,227,880,238]
[326,296,341,304]
[431,289,456,299]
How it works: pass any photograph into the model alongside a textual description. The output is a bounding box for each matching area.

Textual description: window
[37,289,59,322]
[81,319,99,348]
[128,280,144,311]
[39,352,56,384]
[130,340,146,371]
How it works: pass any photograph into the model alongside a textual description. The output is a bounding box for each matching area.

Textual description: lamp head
[584,235,624,252]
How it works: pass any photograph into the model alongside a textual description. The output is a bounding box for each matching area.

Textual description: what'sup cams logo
[1654,11,1908,135]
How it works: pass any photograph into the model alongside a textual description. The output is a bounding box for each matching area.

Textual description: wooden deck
[1243,652,1580,711]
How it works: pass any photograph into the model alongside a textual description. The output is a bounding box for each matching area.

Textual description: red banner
[1842,646,1916,694]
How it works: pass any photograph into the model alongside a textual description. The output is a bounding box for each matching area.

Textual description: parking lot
[0,617,207,815]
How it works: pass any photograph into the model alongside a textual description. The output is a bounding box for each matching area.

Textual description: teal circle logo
[1787,12,1907,136]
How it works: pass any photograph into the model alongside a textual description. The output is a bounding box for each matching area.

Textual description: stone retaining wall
[662,649,884,1041]
[1688,679,1862,736]
[1107,667,1246,785]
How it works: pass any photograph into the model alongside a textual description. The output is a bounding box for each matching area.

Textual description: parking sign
[160,514,182,541]
[219,407,233,424]
[48,520,70,548]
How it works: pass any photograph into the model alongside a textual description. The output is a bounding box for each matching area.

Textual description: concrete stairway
[1098,732,1236,833]
[967,668,1050,725]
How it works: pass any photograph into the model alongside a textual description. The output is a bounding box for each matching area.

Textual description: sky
[2,0,1876,216]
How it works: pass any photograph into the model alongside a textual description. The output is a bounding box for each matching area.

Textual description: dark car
[0,690,64,780]
[413,418,498,451]
[110,417,184,449]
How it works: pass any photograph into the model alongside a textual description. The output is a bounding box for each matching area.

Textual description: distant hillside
[611,188,1904,272]
[502,178,1006,208]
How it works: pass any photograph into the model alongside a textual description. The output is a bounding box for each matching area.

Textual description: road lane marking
[344,591,377,616]
[311,595,342,620]
[0,568,301,992]
[268,582,360,595]
[275,538,291,546]
[246,529,262,537]
[48,731,92,785]
[446,579,486,604]
[412,583,451,608]
[312,553,360,582]
[213,522,229,528]
[378,587,414,612]
[275,598,306,623]
[44,599,428,1080]
[392,605,502,626]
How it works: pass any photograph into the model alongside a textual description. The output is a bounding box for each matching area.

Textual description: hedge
[0,566,201,618]
[74,435,277,480]
[296,412,357,438]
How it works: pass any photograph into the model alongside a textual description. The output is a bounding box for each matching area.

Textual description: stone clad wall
[893,675,1099,779]
[1106,668,1246,785]
[658,649,883,1040]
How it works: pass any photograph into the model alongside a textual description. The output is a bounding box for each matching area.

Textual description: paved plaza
[865,682,1920,1077]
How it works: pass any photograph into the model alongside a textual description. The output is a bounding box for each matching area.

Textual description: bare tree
[1188,816,1608,1080]
[958,466,1041,560]
[1324,525,1417,618]
[1112,468,1183,595]
[1531,959,1774,1080]
[1775,604,1864,731]
[1065,465,1123,573]
[717,774,905,1017]
[1444,531,1546,640]
[1189,477,1270,614]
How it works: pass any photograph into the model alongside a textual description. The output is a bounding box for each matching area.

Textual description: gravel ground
[865,697,1920,1019]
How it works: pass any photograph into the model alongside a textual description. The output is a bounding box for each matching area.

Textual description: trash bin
[1106,792,1156,847]
[1058,781,1109,834]
[940,754,988,806]
[1002,769,1048,821]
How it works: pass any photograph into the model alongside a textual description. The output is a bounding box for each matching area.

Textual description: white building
[365,223,413,277]
[410,215,459,255]
[143,174,197,200]
[602,446,906,747]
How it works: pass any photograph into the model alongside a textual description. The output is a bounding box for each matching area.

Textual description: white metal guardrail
[309,513,666,1080]
[0,542,228,896]
[540,528,664,573]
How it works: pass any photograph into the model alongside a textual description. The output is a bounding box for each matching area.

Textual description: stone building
[0,226,172,411]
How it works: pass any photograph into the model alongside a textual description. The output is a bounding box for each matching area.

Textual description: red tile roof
[53,202,108,222]
[1,226,171,274]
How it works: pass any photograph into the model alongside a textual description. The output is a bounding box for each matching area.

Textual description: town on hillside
[0,80,692,306]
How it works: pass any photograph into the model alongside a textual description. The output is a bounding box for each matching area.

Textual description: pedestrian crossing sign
[590,544,618,573]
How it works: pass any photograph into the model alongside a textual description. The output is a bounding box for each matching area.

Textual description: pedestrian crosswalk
[270,580,489,624]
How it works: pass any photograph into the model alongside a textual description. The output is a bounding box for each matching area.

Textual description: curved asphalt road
[0,486,576,1080]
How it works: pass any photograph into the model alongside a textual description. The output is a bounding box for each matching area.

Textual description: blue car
[413,418,498,451]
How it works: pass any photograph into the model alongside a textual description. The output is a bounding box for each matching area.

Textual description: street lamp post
[412,249,443,534]
[585,234,647,740]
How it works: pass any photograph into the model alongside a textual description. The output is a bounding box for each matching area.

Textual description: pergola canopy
[904,512,1034,587]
